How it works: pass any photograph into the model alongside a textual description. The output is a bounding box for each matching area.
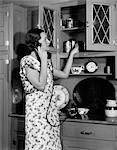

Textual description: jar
[63,40,71,53]
[67,18,73,28]
[63,39,76,53]
[105,100,117,117]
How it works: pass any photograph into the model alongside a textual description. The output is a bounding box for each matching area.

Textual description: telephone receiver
[37,42,42,47]
[34,41,42,53]
[35,46,51,59]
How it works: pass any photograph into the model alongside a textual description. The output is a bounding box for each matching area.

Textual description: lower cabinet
[10,117,25,150]
[61,121,117,150]
[10,118,117,150]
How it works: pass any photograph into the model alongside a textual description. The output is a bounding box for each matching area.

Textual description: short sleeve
[20,56,40,79]
[20,56,41,94]
[21,56,34,69]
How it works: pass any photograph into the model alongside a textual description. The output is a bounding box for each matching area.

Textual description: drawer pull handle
[80,131,93,135]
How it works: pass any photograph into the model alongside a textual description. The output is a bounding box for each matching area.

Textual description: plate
[53,85,69,110]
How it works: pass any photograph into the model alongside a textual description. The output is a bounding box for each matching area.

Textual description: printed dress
[20,55,62,150]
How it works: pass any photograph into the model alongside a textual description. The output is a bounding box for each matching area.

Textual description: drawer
[17,119,25,133]
[11,118,25,133]
[62,122,116,141]
[62,138,115,150]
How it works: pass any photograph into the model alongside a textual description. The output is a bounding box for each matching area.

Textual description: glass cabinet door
[38,2,58,68]
[39,2,58,48]
[93,4,110,45]
[86,0,117,51]
[0,6,9,51]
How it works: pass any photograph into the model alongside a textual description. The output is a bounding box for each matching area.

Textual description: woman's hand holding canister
[70,43,79,57]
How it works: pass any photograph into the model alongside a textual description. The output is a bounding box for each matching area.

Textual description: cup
[71,65,84,74]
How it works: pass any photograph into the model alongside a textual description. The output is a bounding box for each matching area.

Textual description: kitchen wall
[110,80,117,99]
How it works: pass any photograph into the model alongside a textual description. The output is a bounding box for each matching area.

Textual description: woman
[20,28,79,150]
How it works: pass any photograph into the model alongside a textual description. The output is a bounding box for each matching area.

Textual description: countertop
[63,117,117,126]
[9,113,117,126]
[60,112,117,126]
[9,114,117,125]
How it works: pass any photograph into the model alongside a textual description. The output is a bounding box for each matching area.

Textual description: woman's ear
[38,42,41,47]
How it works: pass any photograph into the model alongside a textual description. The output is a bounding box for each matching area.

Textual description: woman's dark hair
[25,28,44,51]
[16,44,31,61]
[25,28,44,62]
[16,28,51,62]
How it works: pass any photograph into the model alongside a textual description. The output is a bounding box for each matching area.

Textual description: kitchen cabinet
[0,3,27,149]
[0,4,11,150]
[61,120,117,150]
[0,6,9,52]
[10,116,25,150]
[86,0,117,51]
[58,0,117,52]
[9,4,27,150]
[39,2,58,48]
[56,0,117,71]
[38,2,59,68]
[58,1,86,53]
[8,115,117,150]
[39,1,117,77]
[0,54,9,150]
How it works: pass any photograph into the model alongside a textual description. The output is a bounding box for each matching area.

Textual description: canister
[63,40,72,53]
[67,18,73,28]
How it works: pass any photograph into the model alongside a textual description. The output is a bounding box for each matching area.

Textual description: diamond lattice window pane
[93,4,110,44]
[43,7,54,47]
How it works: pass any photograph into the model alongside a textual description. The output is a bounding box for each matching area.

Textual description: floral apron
[20,55,62,150]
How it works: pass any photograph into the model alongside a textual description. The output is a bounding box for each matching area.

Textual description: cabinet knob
[80,131,93,135]
[5,59,9,64]
[5,40,9,46]
[86,21,89,27]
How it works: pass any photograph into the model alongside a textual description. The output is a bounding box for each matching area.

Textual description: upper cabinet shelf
[59,51,117,58]
[60,26,85,32]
